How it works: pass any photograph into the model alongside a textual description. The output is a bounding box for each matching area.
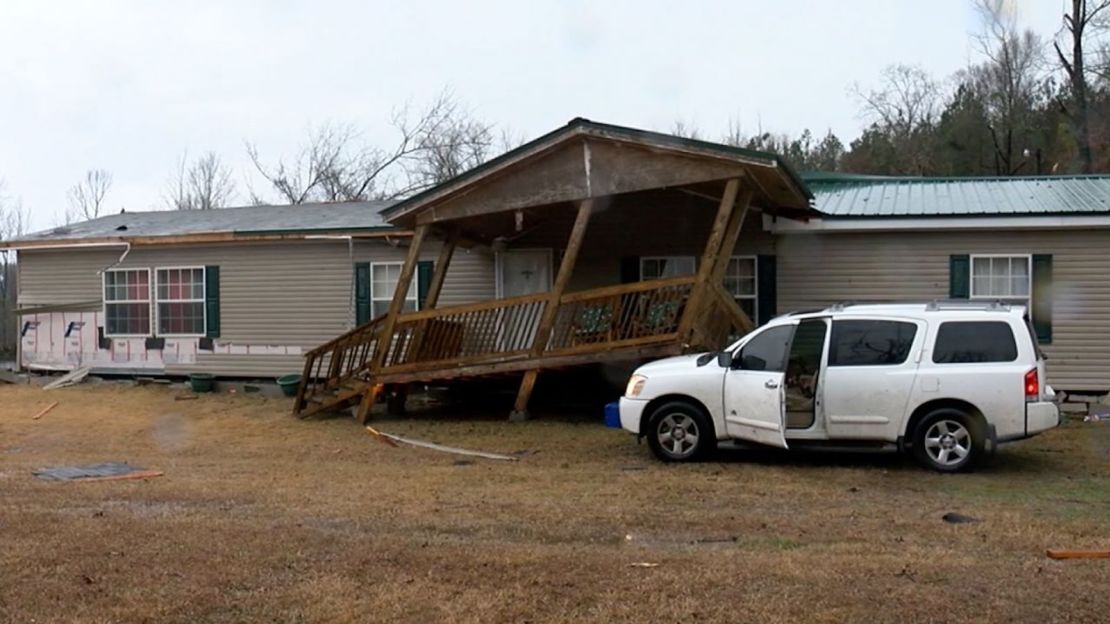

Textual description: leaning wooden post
[677,178,741,343]
[510,199,595,421]
[360,224,428,424]
[389,229,458,416]
[422,228,458,310]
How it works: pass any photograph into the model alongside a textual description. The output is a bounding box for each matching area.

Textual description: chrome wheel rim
[924,419,971,467]
[656,413,700,459]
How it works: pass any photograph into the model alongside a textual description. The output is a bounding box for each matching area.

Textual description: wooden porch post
[388,229,458,416]
[361,224,428,424]
[678,178,742,342]
[510,198,595,421]
[423,228,459,309]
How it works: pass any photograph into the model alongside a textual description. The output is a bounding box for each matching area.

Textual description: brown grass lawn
[1,382,1109,623]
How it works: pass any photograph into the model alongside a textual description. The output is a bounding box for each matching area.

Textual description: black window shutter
[416,260,434,310]
[204,266,220,338]
[949,255,970,299]
[1032,254,1053,344]
[756,255,777,326]
[620,256,640,283]
[354,263,371,325]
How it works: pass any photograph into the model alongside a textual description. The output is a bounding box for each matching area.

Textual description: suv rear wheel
[646,401,716,462]
[912,408,984,472]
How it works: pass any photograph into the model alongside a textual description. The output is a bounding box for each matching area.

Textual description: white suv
[620,302,1060,472]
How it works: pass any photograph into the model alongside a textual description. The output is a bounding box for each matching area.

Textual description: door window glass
[736,325,793,372]
[932,321,1018,364]
[829,320,918,366]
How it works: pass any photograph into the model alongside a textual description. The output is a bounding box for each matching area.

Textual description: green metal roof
[804,172,1110,218]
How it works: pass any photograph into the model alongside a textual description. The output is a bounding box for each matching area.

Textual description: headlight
[625,374,647,398]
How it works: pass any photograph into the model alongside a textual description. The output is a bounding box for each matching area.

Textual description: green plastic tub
[277,374,302,397]
[189,373,215,393]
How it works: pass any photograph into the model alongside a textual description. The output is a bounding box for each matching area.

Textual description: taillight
[1024,368,1039,402]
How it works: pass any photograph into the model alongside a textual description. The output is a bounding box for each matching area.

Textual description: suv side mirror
[716,351,733,368]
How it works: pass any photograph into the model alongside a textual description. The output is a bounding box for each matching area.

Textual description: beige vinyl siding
[777,229,1110,390]
[16,239,496,378]
[17,248,122,306]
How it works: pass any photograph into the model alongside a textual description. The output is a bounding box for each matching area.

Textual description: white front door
[723,324,795,449]
[496,249,553,350]
[497,249,552,298]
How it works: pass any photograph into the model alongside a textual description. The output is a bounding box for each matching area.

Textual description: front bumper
[1027,401,1060,436]
[619,397,648,434]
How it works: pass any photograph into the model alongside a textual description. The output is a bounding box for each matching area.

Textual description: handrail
[392,290,550,323]
[559,275,696,303]
[304,315,386,358]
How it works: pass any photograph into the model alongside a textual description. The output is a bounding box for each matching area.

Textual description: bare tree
[166,152,237,210]
[246,91,494,204]
[851,64,943,172]
[669,119,702,140]
[0,180,29,241]
[971,0,1046,175]
[1055,0,1110,172]
[65,169,112,224]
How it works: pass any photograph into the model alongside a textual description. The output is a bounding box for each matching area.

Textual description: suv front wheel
[912,408,984,472]
[646,401,716,462]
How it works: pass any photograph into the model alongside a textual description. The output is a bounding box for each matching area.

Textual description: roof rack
[924,299,1012,312]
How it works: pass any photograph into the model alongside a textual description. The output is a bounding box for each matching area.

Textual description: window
[932,321,1018,364]
[971,255,1030,302]
[370,263,417,318]
[103,269,151,336]
[156,268,206,335]
[723,256,757,323]
[736,325,794,372]
[640,256,695,280]
[829,320,918,366]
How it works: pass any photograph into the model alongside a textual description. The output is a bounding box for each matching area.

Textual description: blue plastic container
[604,401,622,428]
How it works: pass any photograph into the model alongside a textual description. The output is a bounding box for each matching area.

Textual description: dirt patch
[1,383,1108,622]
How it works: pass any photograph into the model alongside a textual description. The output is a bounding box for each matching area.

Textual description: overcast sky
[0,0,1066,231]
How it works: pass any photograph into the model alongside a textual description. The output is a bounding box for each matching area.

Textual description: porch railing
[294,275,705,414]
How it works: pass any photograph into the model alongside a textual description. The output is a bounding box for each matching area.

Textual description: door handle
[765,379,779,389]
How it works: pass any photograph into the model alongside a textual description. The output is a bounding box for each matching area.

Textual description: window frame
[639,256,697,280]
[369,261,419,318]
[102,268,153,338]
[154,266,207,337]
[969,254,1032,304]
[723,255,758,324]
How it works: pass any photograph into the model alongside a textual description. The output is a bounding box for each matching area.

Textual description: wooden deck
[292,274,749,419]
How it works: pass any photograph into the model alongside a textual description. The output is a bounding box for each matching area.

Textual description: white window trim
[155,266,207,338]
[370,262,419,316]
[727,254,759,308]
[969,254,1032,302]
[102,268,153,338]
[639,256,697,280]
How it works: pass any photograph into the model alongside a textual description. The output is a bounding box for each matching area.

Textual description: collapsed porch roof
[382,118,818,230]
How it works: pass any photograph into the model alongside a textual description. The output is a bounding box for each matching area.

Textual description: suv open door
[723,324,793,449]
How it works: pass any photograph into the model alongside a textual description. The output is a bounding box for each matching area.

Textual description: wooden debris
[43,367,90,391]
[629,562,660,568]
[365,426,518,460]
[74,470,164,483]
[1046,549,1110,560]
[364,426,399,448]
[174,394,198,401]
[32,401,59,420]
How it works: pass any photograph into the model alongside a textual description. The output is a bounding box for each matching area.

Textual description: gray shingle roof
[804,173,1110,217]
[11,200,396,243]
